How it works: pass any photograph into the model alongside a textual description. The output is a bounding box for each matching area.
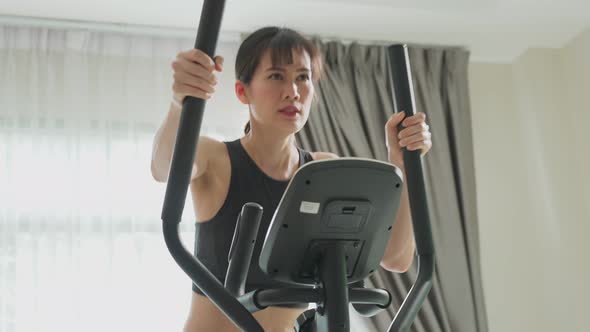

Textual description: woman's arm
[151,48,223,183]
[151,101,221,183]
[380,172,416,273]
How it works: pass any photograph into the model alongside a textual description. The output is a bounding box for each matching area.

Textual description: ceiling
[1,0,589,62]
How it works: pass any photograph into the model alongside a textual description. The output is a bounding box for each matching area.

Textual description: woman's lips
[278,105,301,118]
[279,105,300,113]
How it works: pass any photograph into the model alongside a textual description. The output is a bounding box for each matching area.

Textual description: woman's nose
[283,82,300,100]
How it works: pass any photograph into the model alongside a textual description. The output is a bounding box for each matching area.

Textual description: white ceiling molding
[1,0,589,63]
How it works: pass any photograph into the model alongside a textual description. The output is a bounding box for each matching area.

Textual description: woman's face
[237,48,315,135]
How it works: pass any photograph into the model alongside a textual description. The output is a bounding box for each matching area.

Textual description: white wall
[469,28,590,332]
[561,27,590,212]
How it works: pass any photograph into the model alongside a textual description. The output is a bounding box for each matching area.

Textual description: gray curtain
[296,41,488,332]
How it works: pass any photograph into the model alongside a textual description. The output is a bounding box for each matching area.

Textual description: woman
[151,26,432,332]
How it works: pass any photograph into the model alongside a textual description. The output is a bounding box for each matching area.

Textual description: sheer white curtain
[0,24,246,332]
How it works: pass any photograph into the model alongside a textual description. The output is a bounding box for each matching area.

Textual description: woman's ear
[235,81,249,104]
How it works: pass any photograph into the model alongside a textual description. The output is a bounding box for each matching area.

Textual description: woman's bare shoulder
[198,135,226,152]
[198,136,231,162]
[192,136,229,180]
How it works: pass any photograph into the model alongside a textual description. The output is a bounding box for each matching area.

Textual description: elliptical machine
[160,1,435,331]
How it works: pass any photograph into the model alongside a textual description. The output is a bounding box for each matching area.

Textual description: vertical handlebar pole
[161,1,263,331]
[161,0,224,223]
[386,44,435,332]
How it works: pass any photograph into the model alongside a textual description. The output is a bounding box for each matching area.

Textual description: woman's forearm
[381,172,416,272]
[150,101,183,182]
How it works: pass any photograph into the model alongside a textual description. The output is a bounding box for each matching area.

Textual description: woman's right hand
[171,49,224,104]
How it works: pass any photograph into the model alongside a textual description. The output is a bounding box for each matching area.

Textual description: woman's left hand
[385,112,432,170]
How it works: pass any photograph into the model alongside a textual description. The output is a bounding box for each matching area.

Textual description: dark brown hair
[235,26,323,134]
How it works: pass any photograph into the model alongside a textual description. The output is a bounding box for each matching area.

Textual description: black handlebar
[386,44,436,332]
[160,1,264,331]
[161,0,226,223]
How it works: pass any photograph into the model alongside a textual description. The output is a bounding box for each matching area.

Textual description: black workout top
[192,138,314,308]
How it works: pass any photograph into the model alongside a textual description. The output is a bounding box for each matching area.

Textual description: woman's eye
[298,74,310,81]
[269,73,283,80]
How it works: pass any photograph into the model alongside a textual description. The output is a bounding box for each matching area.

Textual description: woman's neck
[241,130,299,180]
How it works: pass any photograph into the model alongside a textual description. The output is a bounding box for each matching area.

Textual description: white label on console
[300,201,320,214]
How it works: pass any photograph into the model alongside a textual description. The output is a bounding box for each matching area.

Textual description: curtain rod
[0,14,243,42]
[0,14,469,54]
[0,14,411,46]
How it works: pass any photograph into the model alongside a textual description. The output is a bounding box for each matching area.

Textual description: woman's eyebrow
[265,66,310,72]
